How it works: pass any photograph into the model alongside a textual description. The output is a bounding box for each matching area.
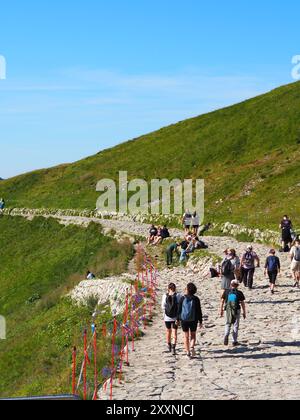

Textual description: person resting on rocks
[153,225,170,246]
[148,225,158,245]
[86,270,96,280]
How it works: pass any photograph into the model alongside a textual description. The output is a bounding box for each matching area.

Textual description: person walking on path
[264,249,281,294]
[280,215,293,251]
[220,248,241,292]
[290,240,300,288]
[177,283,203,359]
[191,211,200,235]
[166,242,180,266]
[182,210,192,234]
[220,280,246,347]
[241,246,260,290]
[161,283,181,355]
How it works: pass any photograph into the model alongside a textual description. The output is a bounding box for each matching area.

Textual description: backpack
[226,290,239,325]
[245,251,254,264]
[267,256,278,272]
[181,297,196,322]
[165,294,178,318]
[294,247,300,262]
[210,268,219,278]
[222,259,233,277]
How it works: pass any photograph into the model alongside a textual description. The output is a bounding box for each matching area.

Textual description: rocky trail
[9,211,300,400]
[99,236,300,401]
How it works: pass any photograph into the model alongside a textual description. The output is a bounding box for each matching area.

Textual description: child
[264,249,281,294]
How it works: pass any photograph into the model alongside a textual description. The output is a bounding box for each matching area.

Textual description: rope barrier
[71,243,159,400]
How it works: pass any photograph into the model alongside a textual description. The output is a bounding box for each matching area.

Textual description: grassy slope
[0,216,133,397]
[1,81,300,229]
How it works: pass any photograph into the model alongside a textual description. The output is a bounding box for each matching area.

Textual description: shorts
[291,261,300,272]
[268,271,278,284]
[181,321,198,333]
[165,322,178,330]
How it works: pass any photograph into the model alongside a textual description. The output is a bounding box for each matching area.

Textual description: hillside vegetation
[0,216,133,397]
[1,81,300,229]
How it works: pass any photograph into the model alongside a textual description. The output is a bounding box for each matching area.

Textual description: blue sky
[0,0,299,178]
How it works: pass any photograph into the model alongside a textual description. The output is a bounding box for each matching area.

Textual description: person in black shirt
[264,249,281,294]
[280,215,293,251]
[147,225,158,245]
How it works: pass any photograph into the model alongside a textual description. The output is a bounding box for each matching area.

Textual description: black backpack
[222,259,233,276]
[165,294,178,318]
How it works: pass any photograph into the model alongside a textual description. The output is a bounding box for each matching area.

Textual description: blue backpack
[181,297,195,322]
[267,256,278,272]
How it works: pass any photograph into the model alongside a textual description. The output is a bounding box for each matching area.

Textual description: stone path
[100,236,300,401]
[7,211,300,400]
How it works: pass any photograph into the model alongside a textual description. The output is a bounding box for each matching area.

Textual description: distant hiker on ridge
[280,215,293,252]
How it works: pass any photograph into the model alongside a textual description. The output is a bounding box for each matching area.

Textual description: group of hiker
[161,279,246,357]
[147,225,171,246]
[160,214,300,357]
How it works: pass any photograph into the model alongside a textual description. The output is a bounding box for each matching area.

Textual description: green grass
[1,81,300,230]
[0,216,133,398]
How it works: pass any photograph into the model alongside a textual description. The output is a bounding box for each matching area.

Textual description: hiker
[148,225,158,245]
[280,215,293,251]
[182,210,192,234]
[153,225,170,246]
[86,270,96,280]
[220,280,246,347]
[198,223,212,237]
[264,249,281,294]
[180,247,189,264]
[240,246,260,290]
[0,198,5,212]
[290,239,300,288]
[177,283,203,359]
[162,283,181,355]
[191,211,200,235]
[166,242,180,266]
[220,249,241,291]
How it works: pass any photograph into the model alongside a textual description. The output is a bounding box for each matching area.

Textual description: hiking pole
[93,328,98,401]
[83,330,88,401]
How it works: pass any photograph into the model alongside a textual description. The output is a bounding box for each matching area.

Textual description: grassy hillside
[1,81,300,229]
[0,216,133,398]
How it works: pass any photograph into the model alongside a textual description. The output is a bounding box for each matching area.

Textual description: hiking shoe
[224,337,229,346]
[191,348,196,358]
[186,352,191,359]
[232,342,240,347]
[168,344,172,353]
[172,345,176,356]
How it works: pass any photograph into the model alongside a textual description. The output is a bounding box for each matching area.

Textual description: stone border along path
[8,212,300,400]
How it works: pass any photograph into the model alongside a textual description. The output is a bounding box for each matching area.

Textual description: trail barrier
[72,244,158,400]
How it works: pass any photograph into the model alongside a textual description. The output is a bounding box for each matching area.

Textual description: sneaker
[191,348,196,358]
[232,342,240,347]
[172,345,176,356]
[224,336,229,346]
[186,352,191,359]
[168,344,172,353]
[293,283,299,288]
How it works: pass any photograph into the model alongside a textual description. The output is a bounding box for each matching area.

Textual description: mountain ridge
[1,80,300,230]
